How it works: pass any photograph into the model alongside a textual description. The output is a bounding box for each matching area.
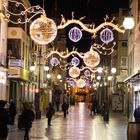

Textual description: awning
[123,71,140,83]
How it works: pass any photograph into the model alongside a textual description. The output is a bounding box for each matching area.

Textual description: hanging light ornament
[100,28,114,44]
[68,27,82,42]
[30,15,57,45]
[84,70,91,77]
[83,48,100,68]
[76,79,86,88]
[71,57,80,66]
[50,57,60,66]
[68,66,80,78]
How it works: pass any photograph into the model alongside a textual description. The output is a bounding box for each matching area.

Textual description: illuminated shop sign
[9,59,24,68]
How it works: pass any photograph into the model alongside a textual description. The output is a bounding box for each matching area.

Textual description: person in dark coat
[134,105,140,122]
[9,100,16,125]
[62,102,69,118]
[20,104,35,140]
[46,103,55,126]
[0,100,11,140]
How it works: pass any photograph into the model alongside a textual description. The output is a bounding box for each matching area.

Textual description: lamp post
[30,46,49,119]
[35,46,42,119]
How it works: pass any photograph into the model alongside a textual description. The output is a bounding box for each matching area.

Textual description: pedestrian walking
[20,104,35,140]
[134,105,140,122]
[46,103,55,126]
[0,100,11,140]
[62,102,69,118]
[9,100,16,125]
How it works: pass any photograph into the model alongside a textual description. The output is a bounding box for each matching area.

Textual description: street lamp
[123,17,135,29]
[30,46,50,119]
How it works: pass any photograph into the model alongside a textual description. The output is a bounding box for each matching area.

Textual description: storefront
[124,71,140,120]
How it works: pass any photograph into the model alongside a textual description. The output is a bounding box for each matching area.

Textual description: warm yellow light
[57,74,62,79]
[76,79,86,88]
[97,67,103,73]
[111,67,116,74]
[47,74,51,79]
[30,65,36,71]
[44,66,49,71]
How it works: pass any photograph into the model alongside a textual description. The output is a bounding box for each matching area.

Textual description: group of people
[0,99,35,140]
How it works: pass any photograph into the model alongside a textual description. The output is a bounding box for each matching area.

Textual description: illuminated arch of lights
[3,1,125,36]
[58,13,125,37]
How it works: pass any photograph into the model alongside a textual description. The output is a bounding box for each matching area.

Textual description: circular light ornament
[50,57,60,66]
[30,15,57,45]
[76,79,86,88]
[83,49,100,68]
[69,80,75,86]
[68,66,80,78]
[84,70,91,77]
[123,17,135,29]
[71,57,80,66]
[100,28,114,44]
[68,27,82,42]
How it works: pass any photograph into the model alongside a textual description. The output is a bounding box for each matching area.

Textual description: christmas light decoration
[100,28,114,44]
[84,70,91,77]
[30,15,57,45]
[83,49,100,68]
[71,57,80,66]
[58,14,125,37]
[76,79,86,88]
[50,57,60,66]
[68,27,82,42]
[68,66,80,78]
[2,0,45,24]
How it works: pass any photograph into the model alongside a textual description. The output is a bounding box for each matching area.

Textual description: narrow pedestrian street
[7,102,128,140]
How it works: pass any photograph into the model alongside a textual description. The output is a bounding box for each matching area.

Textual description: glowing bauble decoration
[30,15,57,45]
[68,66,80,78]
[69,80,75,86]
[84,70,91,77]
[71,57,80,66]
[76,79,86,88]
[100,28,114,44]
[68,27,82,42]
[50,57,60,66]
[83,49,100,68]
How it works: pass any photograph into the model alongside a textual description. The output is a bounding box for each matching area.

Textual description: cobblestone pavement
[7,102,128,140]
